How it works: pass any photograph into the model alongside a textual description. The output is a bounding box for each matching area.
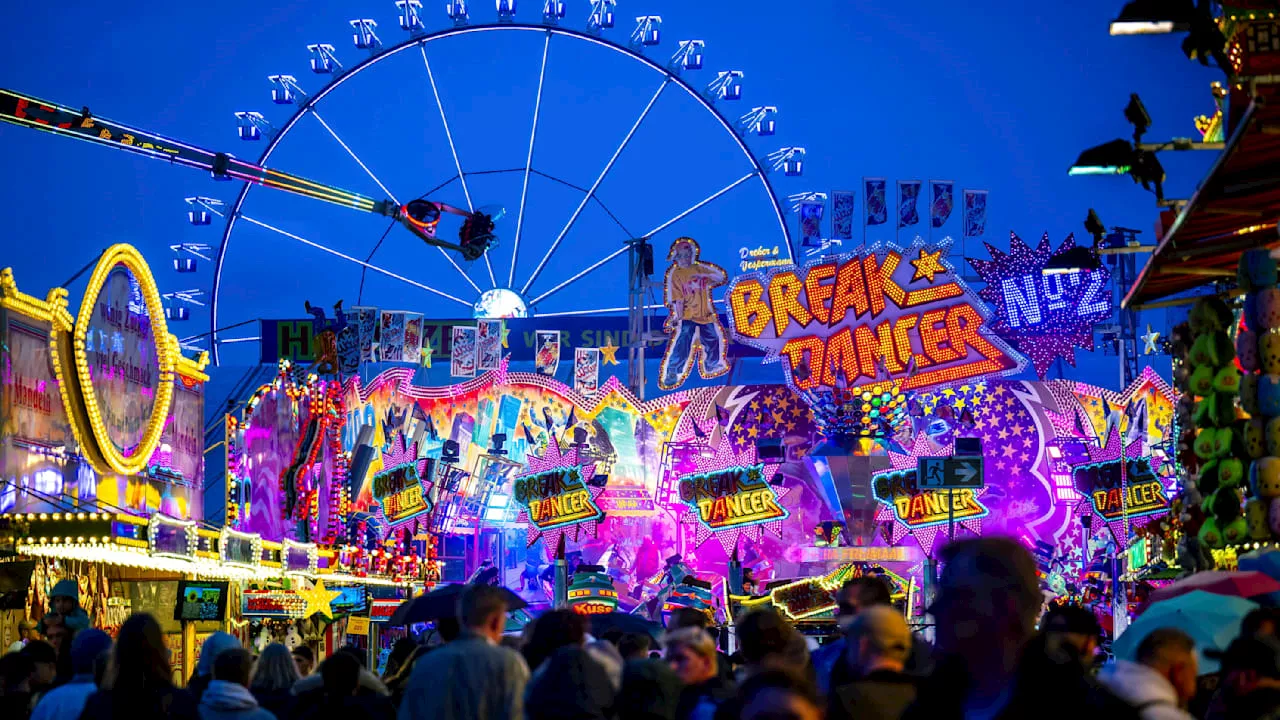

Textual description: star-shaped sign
[297,579,341,619]
[1141,325,1161,355]
[909,248,946,282]
[501,321,510,349]
[420,345,432,368]
[599,338,620,365]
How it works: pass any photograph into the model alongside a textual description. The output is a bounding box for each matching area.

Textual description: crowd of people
[4,538,1280,719]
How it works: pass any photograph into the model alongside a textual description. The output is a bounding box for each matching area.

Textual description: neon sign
[872,469,990,532]
[515,468,603,529]
[372,434,434,527]
[678,465,789,531]
[515,437,605,556]
[726,239,1023,394]
[967,232,1111,378]
[241,590,306,618]
[1073,456,1169,522]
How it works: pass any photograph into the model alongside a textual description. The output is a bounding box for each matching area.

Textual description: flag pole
[895,181,901,247]
[861,177,868,251]
[928,180,934,247]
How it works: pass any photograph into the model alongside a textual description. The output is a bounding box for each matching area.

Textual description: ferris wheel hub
[474,287,529,319]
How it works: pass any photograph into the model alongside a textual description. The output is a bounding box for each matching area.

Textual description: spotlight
[442,439,460,465]
[1109,0,1196,35]
[1124,94,1151,141]
[489,433,507,456]
[757,439,784,461]
[769,472,785,487]
[1069,139,1135,176]
[588,474,609,488]
[1084,209,1107,246]
[1044,247,1102,275]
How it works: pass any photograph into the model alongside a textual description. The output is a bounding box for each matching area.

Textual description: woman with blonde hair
[250,643,299,719]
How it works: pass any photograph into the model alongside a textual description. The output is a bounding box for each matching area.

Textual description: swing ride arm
[0,88,496,261]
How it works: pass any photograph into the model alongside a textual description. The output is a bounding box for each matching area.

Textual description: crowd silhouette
[4,539,1280,720]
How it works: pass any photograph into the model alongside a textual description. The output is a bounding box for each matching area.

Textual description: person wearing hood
[199,648,276,720]
[30,628,111,720]
[1098,627,1197,719]
[39,581,89,637]
[190,632,242,704]
[294,647,390,698]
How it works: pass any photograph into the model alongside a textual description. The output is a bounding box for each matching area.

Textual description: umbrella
[1114,590,1255,674]
[1147,570,1280,605]
[1239,549,1280,606]
[589,612,665,641]
[388,583,528,627]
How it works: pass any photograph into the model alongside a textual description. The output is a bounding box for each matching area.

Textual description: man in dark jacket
[829,606,917,720]
[902,538,1141,720]
[1207,634,1280,720]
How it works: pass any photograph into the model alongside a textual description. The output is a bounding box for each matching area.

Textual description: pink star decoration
[516,436,605,560]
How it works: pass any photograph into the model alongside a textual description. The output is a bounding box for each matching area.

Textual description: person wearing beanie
[38,581,90,636]
[31,629,112,720]
[189,633,243,704]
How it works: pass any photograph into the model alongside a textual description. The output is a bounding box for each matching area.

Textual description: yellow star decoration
[420,345,432,368]
[298,579,342,619]
[501,322,510,349]
[599,338,620,365]
[910,249,946,283]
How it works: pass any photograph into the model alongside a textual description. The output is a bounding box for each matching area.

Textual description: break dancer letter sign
[659,237,731,390]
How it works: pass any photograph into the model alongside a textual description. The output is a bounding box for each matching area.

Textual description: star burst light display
[873,433,988,556]
[967,232,1111,378]
[676,430,795,555]
[800,378,910,440]
[517,436,605,559]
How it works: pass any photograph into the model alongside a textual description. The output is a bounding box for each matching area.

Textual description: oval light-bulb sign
[70,244,175,475]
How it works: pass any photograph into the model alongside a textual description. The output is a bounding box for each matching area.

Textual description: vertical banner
[575,348,600,395]
[450,326,477,378]
[378,311,406,363]
[831,191,855,240]
[798,200,824,248]
[335,326,360,375]
[535,330,561,377]
[930,181,954,228]
[477,320,502,371]
[351,306,378,363]
[864,178,888,226]
[963,190,989,237]
[897,181,921,228]
[402,313,424,363]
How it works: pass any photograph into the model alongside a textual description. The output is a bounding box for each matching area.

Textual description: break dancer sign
[725,237,1024,394]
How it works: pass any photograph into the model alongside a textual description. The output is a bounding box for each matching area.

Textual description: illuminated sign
[369,598,399,622]
[1073,456,1169,522]
[678,465,789,531]
[514,468,603,530]
[726,239,1023,394]
[967,232,1111,378]
[0,244,209,477]
[372,434,434,528]
[241,590,306,618]
[872,469,991,528]
[738,244,792,273]
[769,578,838,621]
[570,601,616,615]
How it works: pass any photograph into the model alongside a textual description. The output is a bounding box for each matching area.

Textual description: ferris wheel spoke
[521,78,670,296]
[528,246,628,306]
[418,44,497,289]
[308,110,400,205]
[240,215,473,307]
[643,171,758,239]
[538,303,663,318]
[511,31,552,289]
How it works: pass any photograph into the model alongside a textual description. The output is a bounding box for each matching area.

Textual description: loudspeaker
[955,437,982,457]
[588,474,609,488]
[757,438,784,461]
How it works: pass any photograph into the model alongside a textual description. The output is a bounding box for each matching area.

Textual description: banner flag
[574,348,600,395]
[378,311,407,363]
[831,191,855,240]
[799,200,824,247]
[351,306,378,363]
[930,181,954,228]
[897,180,921,228]
[402,313,424,363]
[535,330,561,377]
[477,320,502,371]
[963,189,989,237]
[450,326,477,378]
[864,178,888,226]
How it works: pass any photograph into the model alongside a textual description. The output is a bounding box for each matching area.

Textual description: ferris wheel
[193,1,806,365]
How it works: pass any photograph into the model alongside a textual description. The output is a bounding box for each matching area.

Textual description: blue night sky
[0,0,1222,388]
